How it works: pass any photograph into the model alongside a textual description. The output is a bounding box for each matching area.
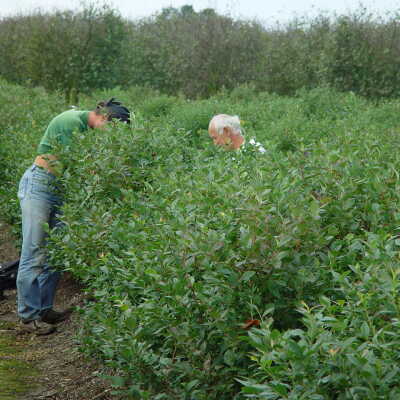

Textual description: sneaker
[40,308,73,324]
[19,319,57,336]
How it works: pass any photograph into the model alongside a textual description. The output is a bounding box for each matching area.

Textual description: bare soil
[0,220,120,400]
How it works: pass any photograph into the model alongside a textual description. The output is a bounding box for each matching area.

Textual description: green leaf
[360,321,370,339]
[241,270,256,282]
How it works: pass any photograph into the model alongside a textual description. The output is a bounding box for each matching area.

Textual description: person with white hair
[208,114,245,150]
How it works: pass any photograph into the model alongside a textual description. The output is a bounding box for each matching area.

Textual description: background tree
[126,6,266,97]
[2,4,400,99]
[0,3,126,103]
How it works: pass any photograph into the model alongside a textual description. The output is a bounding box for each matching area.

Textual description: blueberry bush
[2,79,400,398]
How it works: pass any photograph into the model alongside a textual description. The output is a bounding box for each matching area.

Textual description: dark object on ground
[0,258,19,300]
[40,308,73,324]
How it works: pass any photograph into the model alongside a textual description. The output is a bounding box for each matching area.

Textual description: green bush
[3,84,400,398]
[241,255,400,399]
[170,97,241,135]
[140,95,180,118]
[3,5,400,99]
[0,4,127,103]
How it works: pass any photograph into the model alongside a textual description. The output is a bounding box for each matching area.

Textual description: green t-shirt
[37,110,90,154]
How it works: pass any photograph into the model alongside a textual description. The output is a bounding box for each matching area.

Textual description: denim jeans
[17,165,63,321]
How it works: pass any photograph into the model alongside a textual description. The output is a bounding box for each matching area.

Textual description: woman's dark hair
[96,98,130,124]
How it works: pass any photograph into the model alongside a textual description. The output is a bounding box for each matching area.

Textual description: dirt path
[0,221,119,400]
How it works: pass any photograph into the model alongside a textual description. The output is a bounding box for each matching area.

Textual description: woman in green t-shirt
[17,98,130,335]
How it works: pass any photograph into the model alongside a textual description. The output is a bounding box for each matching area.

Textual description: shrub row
[2,81,400,398]
[2,6,400,98]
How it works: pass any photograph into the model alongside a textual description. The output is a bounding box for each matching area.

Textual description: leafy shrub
[0,4,127,103]
[224,84,259,103]
[296,87,363,120]
[3,83,400,398]
[241,252,400,399]
[170,100,222,133]
[3,5,400,100]
[140,95,180,118]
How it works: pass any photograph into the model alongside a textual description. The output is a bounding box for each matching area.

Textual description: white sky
[0,0,399,24]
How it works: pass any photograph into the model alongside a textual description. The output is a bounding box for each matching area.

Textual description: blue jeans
[17,165,63,321]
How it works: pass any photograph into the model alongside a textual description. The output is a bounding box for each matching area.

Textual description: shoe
[19,319,57,336]
[40,308,73,324]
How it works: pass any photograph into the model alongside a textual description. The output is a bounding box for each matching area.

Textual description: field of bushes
[2,4,400,101]
[2,79,400,398]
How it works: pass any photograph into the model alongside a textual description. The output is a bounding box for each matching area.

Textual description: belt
[34,155,59,176]
[31,164,56,178]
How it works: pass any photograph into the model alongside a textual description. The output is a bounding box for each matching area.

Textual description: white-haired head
[208,114,245,150]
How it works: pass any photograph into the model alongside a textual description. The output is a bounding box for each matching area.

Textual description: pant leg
[38,203,63,311]
[16,166,63,321]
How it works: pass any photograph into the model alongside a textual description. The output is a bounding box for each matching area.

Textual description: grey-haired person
[208,114,245,150]
[17,98,130,335]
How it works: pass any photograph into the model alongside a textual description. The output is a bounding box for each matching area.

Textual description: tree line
[1,3,400,101]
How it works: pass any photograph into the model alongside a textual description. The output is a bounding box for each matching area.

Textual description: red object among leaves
[242,319,260,330]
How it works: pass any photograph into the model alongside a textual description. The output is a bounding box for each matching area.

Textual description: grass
[0,321,39,400]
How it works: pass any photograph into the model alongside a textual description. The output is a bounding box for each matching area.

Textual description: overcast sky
[0,0,399,24]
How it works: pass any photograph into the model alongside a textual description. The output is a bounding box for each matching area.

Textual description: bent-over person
[208,114,245,150]
[17,98,130,335]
